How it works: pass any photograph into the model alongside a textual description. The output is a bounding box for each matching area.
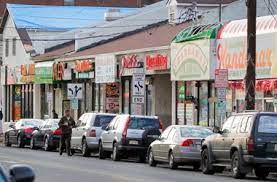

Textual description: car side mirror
[9,164,35,182]
[9,124,15,129]
[213,126,221,134]
[105,126,110,131]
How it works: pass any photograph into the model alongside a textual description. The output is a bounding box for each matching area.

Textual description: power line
[263,0,277,23]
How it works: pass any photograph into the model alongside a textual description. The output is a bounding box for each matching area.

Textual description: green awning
[172,24,222,43]
[35,61,54,84]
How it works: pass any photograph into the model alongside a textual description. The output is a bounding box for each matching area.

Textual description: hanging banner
[95,55,117,83]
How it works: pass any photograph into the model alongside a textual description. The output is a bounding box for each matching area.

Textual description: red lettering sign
[121,55,143,69]
[75,60,93,72]
[146,54,168,71]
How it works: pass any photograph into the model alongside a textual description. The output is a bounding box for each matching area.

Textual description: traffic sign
[70,99,79,110]
[217,88,226,102]
[215,69,228,88]
[132,73,145,97]
[132,96,144,104]
[67,83,83,99]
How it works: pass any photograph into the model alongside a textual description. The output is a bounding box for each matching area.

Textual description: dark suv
[201,112,277,179]
[99,114,163,162]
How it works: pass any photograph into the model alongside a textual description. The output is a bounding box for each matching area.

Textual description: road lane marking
[0,155,147,182]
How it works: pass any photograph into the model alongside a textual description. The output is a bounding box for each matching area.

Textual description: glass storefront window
[199,82,208,126]
[176,81,185,125]
[123,79,130,114]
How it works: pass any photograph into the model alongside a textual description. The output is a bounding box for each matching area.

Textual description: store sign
[95,55,117,83]
[106,98,119,112]
[217,33,277,80]
[7,66,22,85]
[171,39,215,81]
[75,60,93,72]
[67,83,83,99]
[21,64,35,83]
[54,62,72,81]
[146,54,168,71]
[215,69,228,88]
[120,54,144,76]
[35,62,54,84]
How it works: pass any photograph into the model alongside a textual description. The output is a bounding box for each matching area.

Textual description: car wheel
[82,138,91,157]
[17,135,25,148]
[201,148,215,175]
[255,168,269,180]
[148,149,157,167]
[5,134,11,147]
[112,143,120,161]
[231,151,246,179]
[30,137,36,150]
[99,142,107,159]
[44,137,51,151]
[169,152,178,169]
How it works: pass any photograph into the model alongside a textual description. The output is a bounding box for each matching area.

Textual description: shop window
[176,81,185,125]
[5,39,9,57]
[64,0,75,6]
[123,79,131,114]
[199,82,208,126]
[12,38,16,56]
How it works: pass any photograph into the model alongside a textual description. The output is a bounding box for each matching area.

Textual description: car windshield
[23,120,41,127]
[94,115,115,127]
[48,120,59,128]
[180,127,213,138]
[258,115,277,133]
[128,117,160,130]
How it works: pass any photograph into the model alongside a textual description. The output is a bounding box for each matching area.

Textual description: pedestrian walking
[58,109,75,156]
[52,109,58,119]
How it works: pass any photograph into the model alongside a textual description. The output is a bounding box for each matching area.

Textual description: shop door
[265,99,274,112]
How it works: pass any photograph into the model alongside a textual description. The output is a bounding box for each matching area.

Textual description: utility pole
[219,0,222,22]
[245,0,256,110]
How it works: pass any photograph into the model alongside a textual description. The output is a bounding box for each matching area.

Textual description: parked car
[71,113,116,157]
[201,112,277,179]
[0,164,35,182]
[99,114,163,162]
[30,119,61,151]
[5,119,43,148]
[148,125,213,170]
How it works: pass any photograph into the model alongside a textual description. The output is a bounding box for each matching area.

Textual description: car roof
[171,125,211,129]
[120,114,158,119]
[19,119,43,121]
[85,112,117,116]
[232,111,277,116]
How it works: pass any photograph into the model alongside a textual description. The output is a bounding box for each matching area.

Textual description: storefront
[95,54,119,113]
[2,64,34,122]
[217,15,277,113]
[171,25,220,126]
[119,49,172,126]
[35,61,54,119]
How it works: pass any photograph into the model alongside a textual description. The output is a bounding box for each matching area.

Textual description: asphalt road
[0,146,275,182]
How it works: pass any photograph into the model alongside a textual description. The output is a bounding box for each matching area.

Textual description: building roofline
[0,8,9,34]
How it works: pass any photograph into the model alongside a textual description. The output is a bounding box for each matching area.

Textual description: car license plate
[275,144,277,151]
[129,140,138,145]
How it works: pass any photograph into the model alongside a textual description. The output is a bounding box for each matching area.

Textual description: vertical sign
[132,73,145,104]
[67,83,83,99]
[95,55,117,83]
[215,69,228,88]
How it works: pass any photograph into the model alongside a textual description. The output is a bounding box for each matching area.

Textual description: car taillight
[53,129,62,136]
[24,127,33,134]
[122,118,130,139]
[247,137,254,152]
[181,139,193,147]
[88,129,96,137]
[159,119,164,132]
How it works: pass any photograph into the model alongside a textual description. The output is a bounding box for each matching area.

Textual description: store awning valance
[35,61,54,84]
[172,24,221,43]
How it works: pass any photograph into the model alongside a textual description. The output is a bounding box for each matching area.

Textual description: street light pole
[245,0,256,110]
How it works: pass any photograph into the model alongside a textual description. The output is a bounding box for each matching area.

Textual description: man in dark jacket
[58,109,75,156]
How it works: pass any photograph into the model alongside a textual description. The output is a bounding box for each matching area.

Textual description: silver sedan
[148,125,213,170]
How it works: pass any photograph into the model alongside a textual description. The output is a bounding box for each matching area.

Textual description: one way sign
[67,83,83,99]
[132,73,145,97]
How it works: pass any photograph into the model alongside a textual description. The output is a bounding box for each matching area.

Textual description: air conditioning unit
[104,8,125,21]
